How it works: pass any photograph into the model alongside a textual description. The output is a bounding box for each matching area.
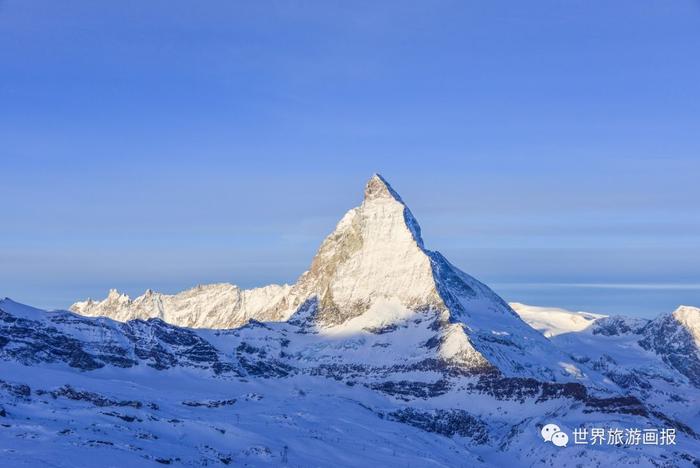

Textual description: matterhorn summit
[290,173,444,326]
[71,174,580,381]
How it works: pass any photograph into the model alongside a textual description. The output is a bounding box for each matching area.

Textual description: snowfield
[509,302,606,337]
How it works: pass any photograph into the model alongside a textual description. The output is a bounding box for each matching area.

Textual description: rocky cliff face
[0,298,235,374]
[639,305,700,387]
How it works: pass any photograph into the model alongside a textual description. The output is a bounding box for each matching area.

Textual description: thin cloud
[495,282,700,291]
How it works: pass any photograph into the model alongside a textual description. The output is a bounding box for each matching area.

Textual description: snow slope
[3,297,700,467]
[510,302,606,337]
[512,302,700,431]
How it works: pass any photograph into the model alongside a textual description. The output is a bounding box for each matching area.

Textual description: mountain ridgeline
[71,175,577,381]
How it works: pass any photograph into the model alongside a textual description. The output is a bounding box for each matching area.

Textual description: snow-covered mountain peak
[360,173,424,247]
[363,173,401,201]
[107,288,129,302]
[293,175,439,325]
[672,305,700,347]
[68,175,583,381]
[71,283,293,329]
[284,176,583,379]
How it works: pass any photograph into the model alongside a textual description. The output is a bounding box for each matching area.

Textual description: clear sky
[1,1,699,316]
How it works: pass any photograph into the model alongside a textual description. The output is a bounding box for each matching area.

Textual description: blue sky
[1,1,699,316]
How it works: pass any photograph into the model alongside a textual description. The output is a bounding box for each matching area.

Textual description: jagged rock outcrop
[71,283,292,329]
[0,298,237,374]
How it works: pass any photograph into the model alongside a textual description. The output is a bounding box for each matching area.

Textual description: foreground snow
[2,298,699,467]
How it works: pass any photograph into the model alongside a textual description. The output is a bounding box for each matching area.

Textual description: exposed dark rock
[38,384,143,408]
[182,399,236,408]
[0,379,31,398]
[309,363,370,381]
[639,313,700,388]
[286,297,320,331]
[604,370,652,390]
[369,379,451,399]
[240,357,292,378]
[236,342,266,356]
[87,440,114,446]
[388,408,488,443]
[468,376,541,402]
[583,395,647,416]
[471,375,651,417]
[429,252,477,317]
[0,311,231,373]
[363,323,400,334]
[593,316,647,336]
[101,411,142,423]
[0,310,103,370]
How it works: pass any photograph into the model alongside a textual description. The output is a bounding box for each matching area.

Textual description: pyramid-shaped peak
[364,173,405,203]
[360,174,423,247]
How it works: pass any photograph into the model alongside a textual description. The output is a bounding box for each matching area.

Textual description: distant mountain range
[2,175,698,467]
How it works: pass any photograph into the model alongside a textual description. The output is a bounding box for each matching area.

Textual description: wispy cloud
[495,282,700,291]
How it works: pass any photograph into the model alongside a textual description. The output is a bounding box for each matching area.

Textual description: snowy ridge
[72,283,292,329]
[510,302,607,337]
[514,302,700,428]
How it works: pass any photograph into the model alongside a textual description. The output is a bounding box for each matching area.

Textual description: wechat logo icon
[541,423,569,447]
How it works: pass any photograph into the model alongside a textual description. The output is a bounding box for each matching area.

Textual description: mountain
[72,283,292,329]
[5,296,700,466]
[509,302,606,337]
[639,306,700,387]
[513,303,700,431]
[71,174,578,382]
[2,175,700,467]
